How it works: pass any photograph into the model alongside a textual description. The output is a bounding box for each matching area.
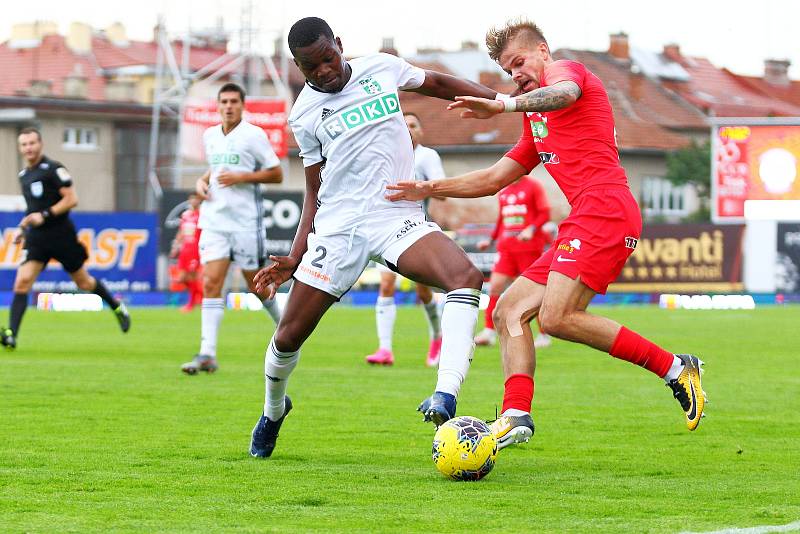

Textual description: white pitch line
[681,520,800,534]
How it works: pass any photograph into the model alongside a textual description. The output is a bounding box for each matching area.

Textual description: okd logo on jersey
[210,153,240,164]
[322,92,401,140]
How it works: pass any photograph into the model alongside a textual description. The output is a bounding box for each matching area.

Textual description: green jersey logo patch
[531,120,549,138]
[210,153,240,164]
[322,92,401,140]
[359,76,382,95]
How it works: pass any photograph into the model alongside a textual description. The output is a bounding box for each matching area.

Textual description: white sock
[435,288,480,397]
[422,298,442,340]
[663,355,684,382]
[262,298,282,325]
[199,298,224,357]
[264,337,300,420]
[502,408,529,417]
[375,296,396,351]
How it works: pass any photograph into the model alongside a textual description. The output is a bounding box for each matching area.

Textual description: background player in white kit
[181,83,284,375]
[365,112,445,368]
[249,17,503,458]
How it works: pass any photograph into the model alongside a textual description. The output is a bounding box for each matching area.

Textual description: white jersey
[414,144,445,182]
[199,120,281,232]
[289,53,426,235]
[414,144,445,217]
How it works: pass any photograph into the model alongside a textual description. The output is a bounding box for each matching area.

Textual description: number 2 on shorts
[311,245,327,268]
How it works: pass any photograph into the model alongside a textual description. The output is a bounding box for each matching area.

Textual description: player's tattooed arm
[513,81,581,112]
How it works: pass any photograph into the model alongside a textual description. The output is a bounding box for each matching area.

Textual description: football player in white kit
[365,112,446,368]
[249,17,503,458]
[181,83,284,375]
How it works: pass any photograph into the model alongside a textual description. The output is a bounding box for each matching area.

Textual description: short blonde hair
[486,18,547,63]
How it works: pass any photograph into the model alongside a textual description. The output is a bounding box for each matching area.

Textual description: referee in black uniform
[1,127,131,349]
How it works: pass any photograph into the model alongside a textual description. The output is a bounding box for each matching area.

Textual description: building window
[641,176,689,217]
[62,127,98,150]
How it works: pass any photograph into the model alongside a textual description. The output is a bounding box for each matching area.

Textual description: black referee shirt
[18,156,73,229]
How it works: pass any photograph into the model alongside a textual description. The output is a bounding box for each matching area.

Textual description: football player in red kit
[388,18,706,448]
[474,175,552,349]
[172,193,203,312]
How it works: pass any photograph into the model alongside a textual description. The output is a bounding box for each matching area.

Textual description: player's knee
[379,278,395,296]
[13,277,33,293]
[492,295,518,335]
[273,325,301,353]
[202,275,222,297]
[76,277,95,291]
[538,307,570,338]
[448,265,484,291]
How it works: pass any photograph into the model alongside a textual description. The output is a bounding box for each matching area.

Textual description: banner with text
[609,224,745,292]
[0,212,157,292]
[713,124,800,222]
[181,98,288,160]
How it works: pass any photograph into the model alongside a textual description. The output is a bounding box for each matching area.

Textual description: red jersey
[178,209,201,250]
[491,176,550,252]
[505,60,630,206]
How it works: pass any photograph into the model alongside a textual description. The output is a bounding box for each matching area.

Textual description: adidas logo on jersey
[321,108,335,120]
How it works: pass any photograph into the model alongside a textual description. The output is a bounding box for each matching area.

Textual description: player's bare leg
[475,271,513,346]
[70,266,130,332]
[394,232,484,425]
[415,282,442,367]
[243,269,282,326]
[251,280,337,458]
[539,271,705,431]
[366,271,397,365]
[183,258,229,374]
[2,260,45,349]
[490,276,544,448]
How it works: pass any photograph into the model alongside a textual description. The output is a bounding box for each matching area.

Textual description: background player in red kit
[474,175,552,349]
[171,193,203,312]
[388,18,707,447]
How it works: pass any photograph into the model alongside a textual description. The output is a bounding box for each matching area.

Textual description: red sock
[502,374,534,413]
[191,280,203,306]
[485,294,499,329]
[609,326,674,377]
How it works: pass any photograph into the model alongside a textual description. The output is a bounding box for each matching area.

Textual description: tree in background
[665,139,711,222]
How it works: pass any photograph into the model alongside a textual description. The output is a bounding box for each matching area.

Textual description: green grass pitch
[1,305,799,532]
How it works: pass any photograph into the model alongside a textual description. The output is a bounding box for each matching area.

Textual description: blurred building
[1,22,798,229]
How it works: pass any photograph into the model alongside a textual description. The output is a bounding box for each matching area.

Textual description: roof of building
[659,55,800,117]
[0,31,232,101]
[729,71,800,110]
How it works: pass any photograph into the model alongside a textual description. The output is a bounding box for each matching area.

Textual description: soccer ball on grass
[432,416,498,481]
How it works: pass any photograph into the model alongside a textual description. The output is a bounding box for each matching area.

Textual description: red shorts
[177,246,200,273]
[493,247,543,277]
[522,188,642,294]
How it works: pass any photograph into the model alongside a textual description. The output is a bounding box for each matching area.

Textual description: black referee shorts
[23,224,89,273]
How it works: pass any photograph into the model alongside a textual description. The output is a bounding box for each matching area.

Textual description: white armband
[494,93,517,113]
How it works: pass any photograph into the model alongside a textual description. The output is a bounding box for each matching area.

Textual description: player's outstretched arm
[387,157,527,201]
[409,70,498,101]
[449,81,582,119]
[254,162,322,298]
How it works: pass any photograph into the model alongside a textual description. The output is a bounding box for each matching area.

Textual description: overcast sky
[3,0,798,78]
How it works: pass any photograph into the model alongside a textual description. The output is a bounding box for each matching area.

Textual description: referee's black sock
[92,280,120,309]
[9,292,28,336]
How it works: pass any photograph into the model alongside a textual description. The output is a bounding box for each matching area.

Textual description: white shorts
[198,229,267,271]
[294,210,440,298]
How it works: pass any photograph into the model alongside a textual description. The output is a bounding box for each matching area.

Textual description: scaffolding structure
[145,3,290,210]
